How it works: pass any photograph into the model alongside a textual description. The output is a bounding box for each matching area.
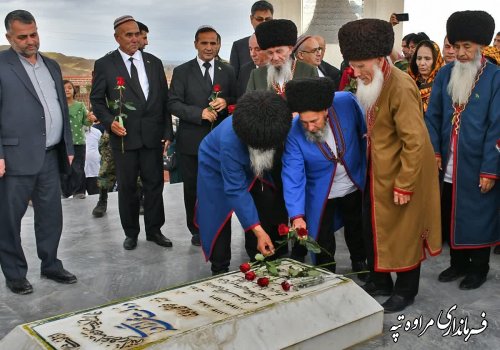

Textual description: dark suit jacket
[246,60,318,92]
[90,50,173,151]
[230,36,251,81]
[168,58,237,155]
[0,48,73,175]
[237,61,256,99]
[319,60,341,90]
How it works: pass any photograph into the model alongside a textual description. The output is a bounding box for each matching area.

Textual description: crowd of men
[0,1,498,316]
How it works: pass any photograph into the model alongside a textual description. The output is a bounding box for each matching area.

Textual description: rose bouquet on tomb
[108,76,136,153]
[238,224,339,292]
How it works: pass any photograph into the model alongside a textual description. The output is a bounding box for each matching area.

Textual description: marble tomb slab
[0,259,383,350]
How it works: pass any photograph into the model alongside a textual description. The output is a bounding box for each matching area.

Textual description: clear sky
[402,0,498,48]
[0,0,497,61]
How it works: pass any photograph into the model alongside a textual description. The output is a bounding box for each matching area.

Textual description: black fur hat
[255,19,297,50]
[447,11,495,46]
[233,91,292,150]
[338,19,394,61]
[285,77,335,112]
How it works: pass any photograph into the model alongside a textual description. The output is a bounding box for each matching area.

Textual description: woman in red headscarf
[409,40,444,113]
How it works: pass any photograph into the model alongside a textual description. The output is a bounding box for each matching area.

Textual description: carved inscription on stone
[28,259,338,349]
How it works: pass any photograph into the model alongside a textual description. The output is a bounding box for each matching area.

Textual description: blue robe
[282,92,367,240]
[196,117,270,259]
[426,61,500,248]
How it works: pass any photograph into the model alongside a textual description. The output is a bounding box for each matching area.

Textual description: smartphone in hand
[395,13,409,22]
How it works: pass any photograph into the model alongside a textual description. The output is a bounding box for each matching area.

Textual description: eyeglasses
[252,16,273,23]
[300,47,323,54]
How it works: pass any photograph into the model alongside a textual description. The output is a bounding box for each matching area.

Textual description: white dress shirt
[118,48,149,99]
[197,56,215,83]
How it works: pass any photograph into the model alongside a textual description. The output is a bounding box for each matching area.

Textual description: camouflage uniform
[97,131,116,191]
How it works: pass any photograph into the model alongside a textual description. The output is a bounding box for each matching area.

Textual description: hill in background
[0,45,175,80]
[0,45,95,76]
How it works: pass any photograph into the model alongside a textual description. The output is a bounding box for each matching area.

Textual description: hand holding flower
[202,108,218,123]
[209,97,227,113]
[292,217,307,231]
[111,120,127,136]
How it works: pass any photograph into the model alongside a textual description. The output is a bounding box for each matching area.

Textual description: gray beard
[304,124,328,143]
[248,147,275,178]
[447,50,482,105]
[267,59,293,88]
[355,64,384,112]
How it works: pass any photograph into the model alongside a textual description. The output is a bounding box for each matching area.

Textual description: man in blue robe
[426,10,499,290]
[282,77,368,279]
[196,91,292,275]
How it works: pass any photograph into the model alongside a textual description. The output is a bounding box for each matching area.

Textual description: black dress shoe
[123,237,138,250]
[6,278,33,295]
[459,273,487,290]
[438,266,466,282]
[352,261,370,282]
[146,233,173,247]
[361,281,393,296]
[41,269,77,284]
[382,294,415,313]
[191,234,201,246]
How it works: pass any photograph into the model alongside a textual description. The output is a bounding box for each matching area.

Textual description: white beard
[248,147,275,178]
[267,59,293,88]
[447,50,482,105]
[304,123,328,143]
[355,64,384,112]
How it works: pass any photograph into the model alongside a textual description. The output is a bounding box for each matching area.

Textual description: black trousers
[179,153,198,236]
[210,179,289,273]
[442,182,491,275]
[0,149,64,280]
[362,184,420,298]
[112,147,165,238]
[291,190,366,267]
[60,144,86,197]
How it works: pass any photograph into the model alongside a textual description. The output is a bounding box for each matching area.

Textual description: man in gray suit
[0,10,77,295]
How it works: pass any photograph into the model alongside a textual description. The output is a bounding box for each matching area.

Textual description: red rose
[257,277,270,287]
[281,281,291,291]
[227,104,236,114]
[245,271,256,281]
[496,139,500,148]
[116,76,125,87]
[213,84,221,93]
[278,224,289,236]
[297,227,308,238]
[240,262,251,273]
[345,67,354,77]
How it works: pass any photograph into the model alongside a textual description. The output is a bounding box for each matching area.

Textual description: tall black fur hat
[447,11,495,46]
[285,78,335,112]
[338,19,394,61]
[255,19,297,50]
[233,91,292,150]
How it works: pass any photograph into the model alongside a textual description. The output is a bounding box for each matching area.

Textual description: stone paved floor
[0,184,498,349]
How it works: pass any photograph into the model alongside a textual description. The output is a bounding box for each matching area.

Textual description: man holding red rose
[168,25,236,247]
[195,91,291,275]
[282,78,368,278]
[90,15,173,250]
